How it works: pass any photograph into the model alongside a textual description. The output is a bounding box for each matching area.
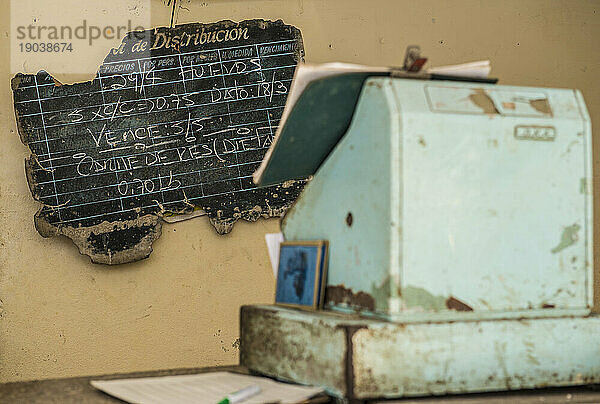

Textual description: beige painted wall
[1,0,598,383]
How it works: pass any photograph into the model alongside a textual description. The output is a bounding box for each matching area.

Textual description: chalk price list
[13,38,299,226]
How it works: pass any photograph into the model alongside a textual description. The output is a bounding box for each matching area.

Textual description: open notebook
[91,371,324,404]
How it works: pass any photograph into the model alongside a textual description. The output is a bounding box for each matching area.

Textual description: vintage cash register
[240,71,600,400]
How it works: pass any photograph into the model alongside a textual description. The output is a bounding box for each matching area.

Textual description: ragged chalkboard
[12,20,305,264]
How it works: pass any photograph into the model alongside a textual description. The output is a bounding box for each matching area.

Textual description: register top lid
[253,62,495,186]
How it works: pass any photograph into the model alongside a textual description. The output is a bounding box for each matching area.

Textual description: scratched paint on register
[12,20,305,264]
[551,224,581,254]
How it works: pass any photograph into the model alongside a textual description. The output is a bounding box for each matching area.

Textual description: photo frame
[275,241,329,310]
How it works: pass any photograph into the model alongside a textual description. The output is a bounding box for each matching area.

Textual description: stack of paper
[91,372,324,404]
[426,60,491,78]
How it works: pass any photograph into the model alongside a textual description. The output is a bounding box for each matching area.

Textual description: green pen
[217,384,261,404]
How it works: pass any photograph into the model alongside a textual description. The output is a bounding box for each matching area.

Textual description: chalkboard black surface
[12,20,305,264]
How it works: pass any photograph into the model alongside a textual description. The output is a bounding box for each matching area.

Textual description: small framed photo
[275,241,329,310]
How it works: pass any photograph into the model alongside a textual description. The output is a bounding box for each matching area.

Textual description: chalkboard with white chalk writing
[12,20,305,265]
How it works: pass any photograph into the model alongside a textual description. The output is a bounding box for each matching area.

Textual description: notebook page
[91,371,324,404]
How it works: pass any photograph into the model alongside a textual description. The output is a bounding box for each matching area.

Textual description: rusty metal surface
[352,318,600,399]
[241,305,600,400]
[372,385,600,404]
[240,305,349,397]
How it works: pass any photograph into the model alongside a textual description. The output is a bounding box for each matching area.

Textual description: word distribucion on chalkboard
[12,20,305,264]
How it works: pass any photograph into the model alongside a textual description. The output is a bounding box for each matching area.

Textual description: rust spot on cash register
[469,88,499,114]
[12,20,305,264]
[326,285,376,311]
[529,98,553,116]
[445,296,474,311]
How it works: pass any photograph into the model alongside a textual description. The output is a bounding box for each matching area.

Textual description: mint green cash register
[240,72,600,400]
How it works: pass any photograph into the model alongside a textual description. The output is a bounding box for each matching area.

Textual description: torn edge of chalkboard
[33,211,163,265]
